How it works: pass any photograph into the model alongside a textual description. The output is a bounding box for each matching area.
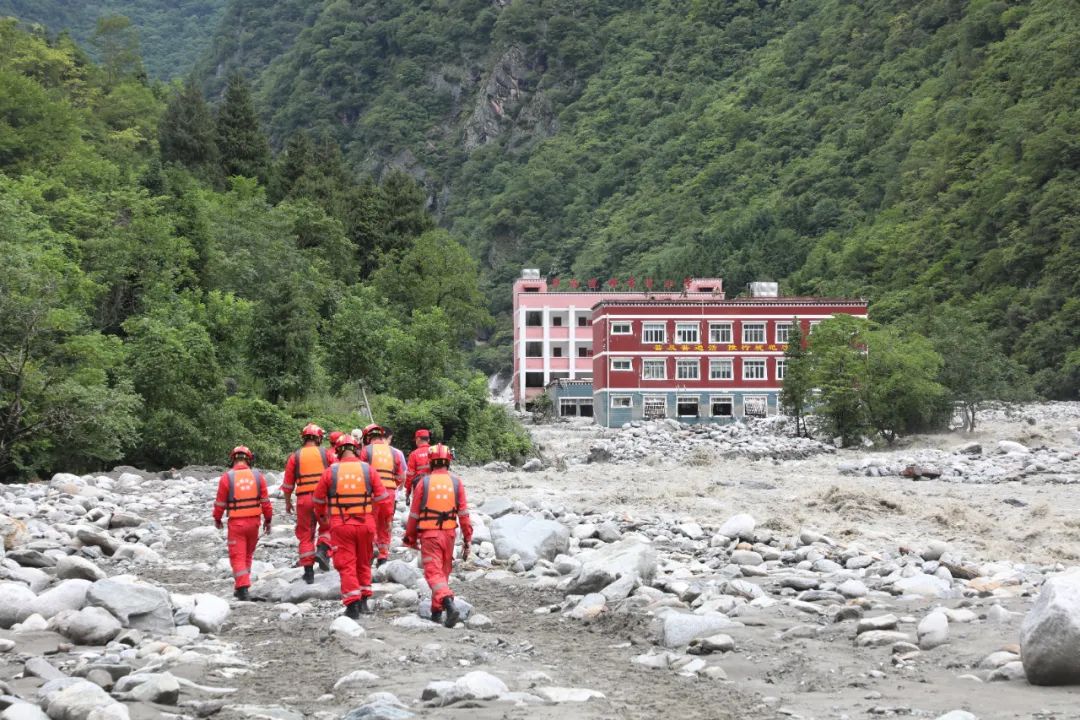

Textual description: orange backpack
[293,446,329,494]
[226,468,265,518]
[368,443,397,489]
[329,463,376,516]
[417,471,461,530]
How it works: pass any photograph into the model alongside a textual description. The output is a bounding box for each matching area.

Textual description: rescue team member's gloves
[461,544,470,562]
[284,496,294,514]
[263,518,272,535]
[403,535,417,549]
[215,519,223,530]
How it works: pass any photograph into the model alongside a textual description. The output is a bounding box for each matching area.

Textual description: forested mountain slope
[204,0,1079,397]
[0,0,225,78]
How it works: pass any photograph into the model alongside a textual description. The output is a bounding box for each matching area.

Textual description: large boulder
[86,577,174,634]
[565,538,657,593]
[55,557,106,582]
[716,513,756,541]
[490,515,568,570]
[0,581,37,628]
[52,607,122,646]
[656,610,743,648]
[1021,567,1080,685]
[40,678,129,720]
[188,593,230,634]
[282,571,341,603]
[0,514,29,550]
[35,580,91,619]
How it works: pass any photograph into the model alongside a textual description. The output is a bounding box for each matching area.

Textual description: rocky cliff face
[462,46,557,152]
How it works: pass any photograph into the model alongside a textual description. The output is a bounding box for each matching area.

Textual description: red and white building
[591,295,869,426]
[512,269,724,410]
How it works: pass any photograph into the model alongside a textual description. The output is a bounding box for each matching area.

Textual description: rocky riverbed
[2,403,1080,719]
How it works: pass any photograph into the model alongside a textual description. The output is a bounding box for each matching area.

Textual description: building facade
[512,270,724,408]
[591,297,869,427]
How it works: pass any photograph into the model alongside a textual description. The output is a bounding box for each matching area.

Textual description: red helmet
[328,431,343,445]
[301,423,325,442]
[429,443,452,467]
[334,434,359,454]
[362,423,384,443]
[230,445,253,463]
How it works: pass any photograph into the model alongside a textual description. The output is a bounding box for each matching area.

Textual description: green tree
[325,286,401,390]
[807,316,870,446]
[864,326,949,443]
[779,320,811,437]
[248,273,321,402]
[159,77,219,178]
[91,15,144,88]
[215,73,269,182]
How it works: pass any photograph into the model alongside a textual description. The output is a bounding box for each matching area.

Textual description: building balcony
[549,357,571,371]
[549,326,570,340]
[523,326,544,340]
[523,357,545,370]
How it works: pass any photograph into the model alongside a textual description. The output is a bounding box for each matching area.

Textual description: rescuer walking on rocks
[358,423,406,566]
[314,434,390,618]
[282,423,336,583]
[214,446,272,600]
[403,443,473,627]
[405,428,432,503]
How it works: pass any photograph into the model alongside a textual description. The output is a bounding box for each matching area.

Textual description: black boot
[314,543,330,571]
[344,602,361,619]
[358,597,374,615]
[303,566,315,585]
[442,596,460,628]
[429,609,443,624]
[234,587,249,601]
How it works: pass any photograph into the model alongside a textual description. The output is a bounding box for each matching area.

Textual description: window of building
[525,372,545,388]
[710,396,734,417]
[775,322,792,344]
[611,322,632,335]
[525,342,543,358]
[675,322,700,344]
[809,320,821,333]
[611,395,632,409]
[643,322,666,344]
[524,287,540,293]
[743,359,766,380]
[709,322,732,344]
[677,396,700,417]
[642,359,666,380]
[552,346,563,358]
[577,315,588,327]
[611,358,632,372]
[559,399,593,417]
[643,396,667,419]
[525,311,542,327]
[552,315,563,327]
[578,373,593,381]
[709,358,733,380]
[577,346,591,358]
[676,358,700,380]
[776,358,786,380]
[743,395,768,417]
[742,322,766,344]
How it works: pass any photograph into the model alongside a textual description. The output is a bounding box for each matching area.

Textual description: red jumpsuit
[405,442,431,501]
[282,445,337,567]
[313,457,389,606]
[404,470,472,613]
[359,441,406,561]
[213,463,272,589]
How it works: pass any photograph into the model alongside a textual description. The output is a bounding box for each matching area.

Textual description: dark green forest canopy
[197,0,1078,397]
[0,0,226,79]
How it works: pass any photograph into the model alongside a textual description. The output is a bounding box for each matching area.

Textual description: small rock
[717,513,756,540]
[857,615,898,634]
[334,671,381,692]
[917,611,949,650]
[56,557,107,582]
[535,687,605,703]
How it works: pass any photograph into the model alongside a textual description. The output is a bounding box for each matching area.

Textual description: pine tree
[159,78,219,176]
[215,73,270,183]
[779,320,812,437]
[91,15,144,88]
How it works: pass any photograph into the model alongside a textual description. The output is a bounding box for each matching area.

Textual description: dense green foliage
[0,21,528,480]
[201,0,1079,398]
[0,0,225,79]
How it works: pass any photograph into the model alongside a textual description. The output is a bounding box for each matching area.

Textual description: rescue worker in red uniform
[358,424,406,567]
[282,423,336,583]
[314,434,390,618]
[405,429,432,503]
[328,431,344,449]
[403,444,473,627]
[213,446,272,600]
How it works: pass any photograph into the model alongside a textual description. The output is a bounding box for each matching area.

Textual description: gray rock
[25,657,67,682]
[717,513,756,540]
[282,571,341,603]
[571,524,597,541]
[998,440,1030,454]
[917,611,949,650]
[689,633,735,654]
[921,541,948,561]
[893,574,951,598]
[189,593,230,634]
[75,529,118,557]
[855,630,913,647]
[566,538,657,593]
[86,577,174,634]
[55,557,106,582]
[535,687,605,703]
[837,579,868,598]
[341,697,414,720]
[987,661,1027,682]
[730,550,763,566]
[1021,567,1080,685]
[599,574,638,602]
[490,515,568,570]
[333,670,380,692]
[935,713,978,720]
[476,497,514,519]
[377,561,420,589]
[53,606,122,646]
[1,703,51,720]
[424,671,508,706]
[124,672,180,704]
[657,611,742,648]
[857,614,899,634]
[596,521,622,543]
[521,459,543,472]
[107,512,144,529]
[35,580,91,619]
[566,593,607,621]
[227,705,302,720]
[42,679,125,720]
[0,582,36,628]
[7,549,56,568]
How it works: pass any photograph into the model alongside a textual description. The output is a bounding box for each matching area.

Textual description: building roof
[591,297,868,309]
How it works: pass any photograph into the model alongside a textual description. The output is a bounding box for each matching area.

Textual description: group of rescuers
[211,423,473,627]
